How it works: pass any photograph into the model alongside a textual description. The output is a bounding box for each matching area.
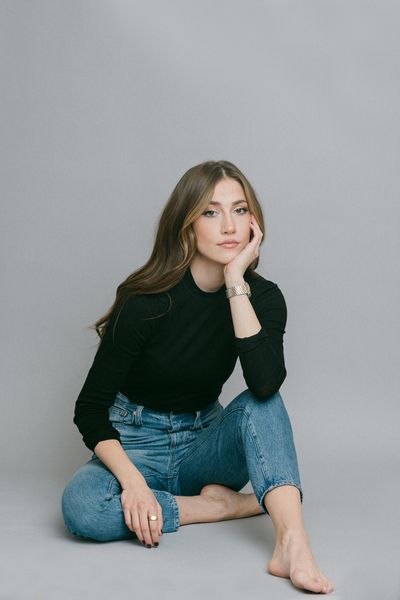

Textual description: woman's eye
[203,207,248,217]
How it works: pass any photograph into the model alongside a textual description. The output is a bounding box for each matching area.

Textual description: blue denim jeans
[61,388,303,541]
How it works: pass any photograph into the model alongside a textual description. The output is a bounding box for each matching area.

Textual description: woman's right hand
[120,479,164,547]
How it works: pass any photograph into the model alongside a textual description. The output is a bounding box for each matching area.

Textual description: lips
[218,242,239,248]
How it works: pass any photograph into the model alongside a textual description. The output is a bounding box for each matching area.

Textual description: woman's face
[192,177,252,266]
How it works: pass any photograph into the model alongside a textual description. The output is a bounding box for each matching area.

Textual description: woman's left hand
[223,214,263,280]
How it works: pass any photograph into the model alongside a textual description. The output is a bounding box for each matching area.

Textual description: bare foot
[200,484,264,520]
[268,530,334,594]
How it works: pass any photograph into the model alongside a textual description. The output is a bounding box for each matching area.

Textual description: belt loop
[194,409,201,430]
[134,405,144,426]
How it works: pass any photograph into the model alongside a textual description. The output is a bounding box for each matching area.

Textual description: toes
[319,575,334,593]
[320,578,334,594]
[291,569,326,593]
[325,578,335,593]
[312,574,334,594]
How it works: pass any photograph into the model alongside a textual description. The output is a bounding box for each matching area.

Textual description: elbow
[73,407,84,430]
[250,366,287,400]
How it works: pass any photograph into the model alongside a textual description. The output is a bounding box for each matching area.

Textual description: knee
[231,388,285,414]
[61,469,110,542]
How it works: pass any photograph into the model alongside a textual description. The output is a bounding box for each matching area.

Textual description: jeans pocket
[200,403,224,430]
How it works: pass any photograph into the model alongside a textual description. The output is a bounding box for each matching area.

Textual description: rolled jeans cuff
[259,482,304,515]
[153,490,180,532]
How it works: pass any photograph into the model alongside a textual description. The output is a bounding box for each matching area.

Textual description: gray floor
[2,458,399,600]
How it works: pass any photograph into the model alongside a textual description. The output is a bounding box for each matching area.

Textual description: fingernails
[146,544,152,548]
[154,542,159,547]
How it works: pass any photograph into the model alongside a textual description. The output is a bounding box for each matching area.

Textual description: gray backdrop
[1,2,399,599]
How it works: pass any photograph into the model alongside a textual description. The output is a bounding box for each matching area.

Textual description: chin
[198,246,240,265]
[201,254,227,267]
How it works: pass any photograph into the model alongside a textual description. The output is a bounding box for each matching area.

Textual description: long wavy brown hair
[90,159,266,342]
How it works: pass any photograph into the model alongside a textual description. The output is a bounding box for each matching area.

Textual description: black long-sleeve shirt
[73,266,288,451]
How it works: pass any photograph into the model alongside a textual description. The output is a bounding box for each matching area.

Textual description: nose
[222,215,235,234]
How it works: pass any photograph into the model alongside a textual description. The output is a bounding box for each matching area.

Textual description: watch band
[225,282,251,299]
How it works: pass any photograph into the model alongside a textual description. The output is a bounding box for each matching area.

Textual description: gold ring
[149,514,158,521]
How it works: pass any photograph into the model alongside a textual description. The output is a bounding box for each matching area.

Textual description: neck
[189,254,225,293]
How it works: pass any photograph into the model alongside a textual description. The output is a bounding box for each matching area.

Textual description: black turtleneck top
[73,266,288,451]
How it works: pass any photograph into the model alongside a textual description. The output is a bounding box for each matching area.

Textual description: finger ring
[149,514,158,521]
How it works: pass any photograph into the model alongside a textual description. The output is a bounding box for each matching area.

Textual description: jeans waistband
[114,391,222,430]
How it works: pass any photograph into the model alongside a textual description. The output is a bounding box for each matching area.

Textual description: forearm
[225,271,287,398]
[225,273,262,338]
[94,439,146,488]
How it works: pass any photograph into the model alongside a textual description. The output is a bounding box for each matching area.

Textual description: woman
[61,160,334,594]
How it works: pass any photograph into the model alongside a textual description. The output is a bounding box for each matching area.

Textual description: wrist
[120,469,146,489]
[225,277,246,289]
[224,273,245,287]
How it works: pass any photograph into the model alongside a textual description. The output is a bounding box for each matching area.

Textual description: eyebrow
[208,199,248,206]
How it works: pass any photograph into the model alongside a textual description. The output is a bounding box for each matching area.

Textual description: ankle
[275,527,309,547]
[201,493,229,520]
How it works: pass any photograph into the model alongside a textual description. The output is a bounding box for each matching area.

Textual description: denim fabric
[61,388,303,542]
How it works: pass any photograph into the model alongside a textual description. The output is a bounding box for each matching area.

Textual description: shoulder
[245,270,287,312]
[103,293,169,342]
[245,269,285,296]
[115,292,170,323]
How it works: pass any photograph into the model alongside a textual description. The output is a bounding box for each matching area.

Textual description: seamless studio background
[1,1,399,599]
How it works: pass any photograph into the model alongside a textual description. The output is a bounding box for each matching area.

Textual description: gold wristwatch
[225,282,251,299]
